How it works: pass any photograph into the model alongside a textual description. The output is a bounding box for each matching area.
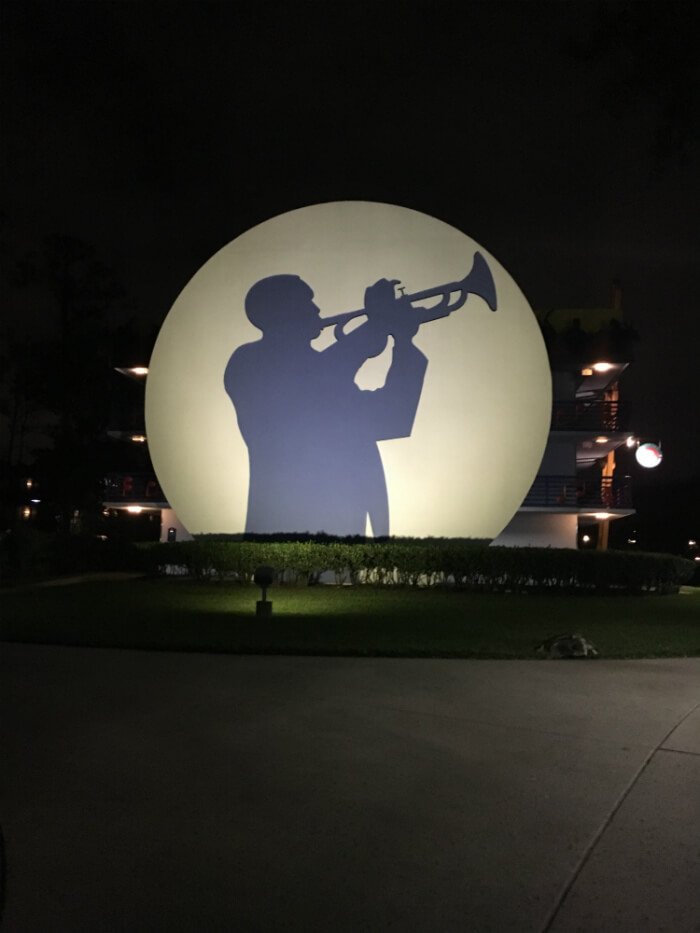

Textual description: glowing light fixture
[592,362,614,373]
[635,442,663,469]
[131,434,147,443]
[689,540,697,548]
[22,506,32,519]
[595,436,609,444]
[582,534,591,543]
[626,436,636,447]
[594,512,612,520]
[581,367,593,376]
[126,505,143,514]
[25,478,34,489]
[130,367,149,376]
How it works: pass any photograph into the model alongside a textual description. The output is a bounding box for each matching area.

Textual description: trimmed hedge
[144,540,696,595]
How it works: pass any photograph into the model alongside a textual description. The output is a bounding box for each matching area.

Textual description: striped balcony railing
[103,472,166,503]
[523,475,632,509]
[550,400,629,432]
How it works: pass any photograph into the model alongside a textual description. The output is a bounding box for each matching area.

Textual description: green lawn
[2,577,699,658]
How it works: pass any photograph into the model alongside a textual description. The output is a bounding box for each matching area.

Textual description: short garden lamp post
[254,565,275,618]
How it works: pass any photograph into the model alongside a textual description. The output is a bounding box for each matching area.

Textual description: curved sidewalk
[1,646,699,931]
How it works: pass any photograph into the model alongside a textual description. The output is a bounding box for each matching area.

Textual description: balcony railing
[550,399,629,432]
[103,472,166,503]
[523,475,632,509]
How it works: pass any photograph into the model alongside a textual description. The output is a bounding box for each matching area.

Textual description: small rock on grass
[536,633,599,659]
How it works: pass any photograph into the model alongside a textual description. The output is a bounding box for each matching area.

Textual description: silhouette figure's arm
[363,339,428,441]
[224,344,264,443]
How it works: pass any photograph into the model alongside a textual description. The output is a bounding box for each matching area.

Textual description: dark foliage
[144,540,695,595]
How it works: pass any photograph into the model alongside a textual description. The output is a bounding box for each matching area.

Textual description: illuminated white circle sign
[146,202,551,538]
[635,442,663,469]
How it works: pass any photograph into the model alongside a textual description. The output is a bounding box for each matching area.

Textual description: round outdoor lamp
[635,442,663,469]
[254,565,275,618]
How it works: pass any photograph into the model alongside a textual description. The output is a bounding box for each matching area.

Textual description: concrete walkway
[1,645,699,931]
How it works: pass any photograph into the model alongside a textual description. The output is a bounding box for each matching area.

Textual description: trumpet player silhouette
[224,256,496,535]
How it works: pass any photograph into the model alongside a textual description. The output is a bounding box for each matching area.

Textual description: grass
[2,577,700,658]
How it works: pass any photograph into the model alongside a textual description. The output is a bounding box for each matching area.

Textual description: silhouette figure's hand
[364,279,419,342]
[364,279,400,315]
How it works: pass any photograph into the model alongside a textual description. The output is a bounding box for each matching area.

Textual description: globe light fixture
[635,442,663,469]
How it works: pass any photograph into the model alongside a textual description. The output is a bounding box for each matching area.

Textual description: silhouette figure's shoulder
[227,338,264,364]
[224,338,263,388]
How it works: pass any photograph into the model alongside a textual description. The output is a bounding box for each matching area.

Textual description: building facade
[493,288,637,549]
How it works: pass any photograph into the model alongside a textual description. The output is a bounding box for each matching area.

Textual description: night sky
[3,2,699,495]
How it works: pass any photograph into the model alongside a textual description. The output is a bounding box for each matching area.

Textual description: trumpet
[320,251,497,331]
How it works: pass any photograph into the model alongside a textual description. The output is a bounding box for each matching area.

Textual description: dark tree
[2,234,136,530]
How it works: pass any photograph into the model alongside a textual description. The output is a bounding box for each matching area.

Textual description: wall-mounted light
[626,436,636,447]
[126,505,143,514]
[582,534,591,544]
[581,367,593,376]
[129,367,149,376]
[592,362,614,373]
[635,442,663,469]
[595,436,609,444]
[594,512,612,520]
[131,435,147,443]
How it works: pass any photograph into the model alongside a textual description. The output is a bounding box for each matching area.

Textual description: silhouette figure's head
[245,275,322,340]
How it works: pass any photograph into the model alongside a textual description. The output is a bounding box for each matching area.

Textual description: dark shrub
[145,539,695,595]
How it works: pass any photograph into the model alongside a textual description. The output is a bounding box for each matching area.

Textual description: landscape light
[253,565,275,618]
[592,362,614,373]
